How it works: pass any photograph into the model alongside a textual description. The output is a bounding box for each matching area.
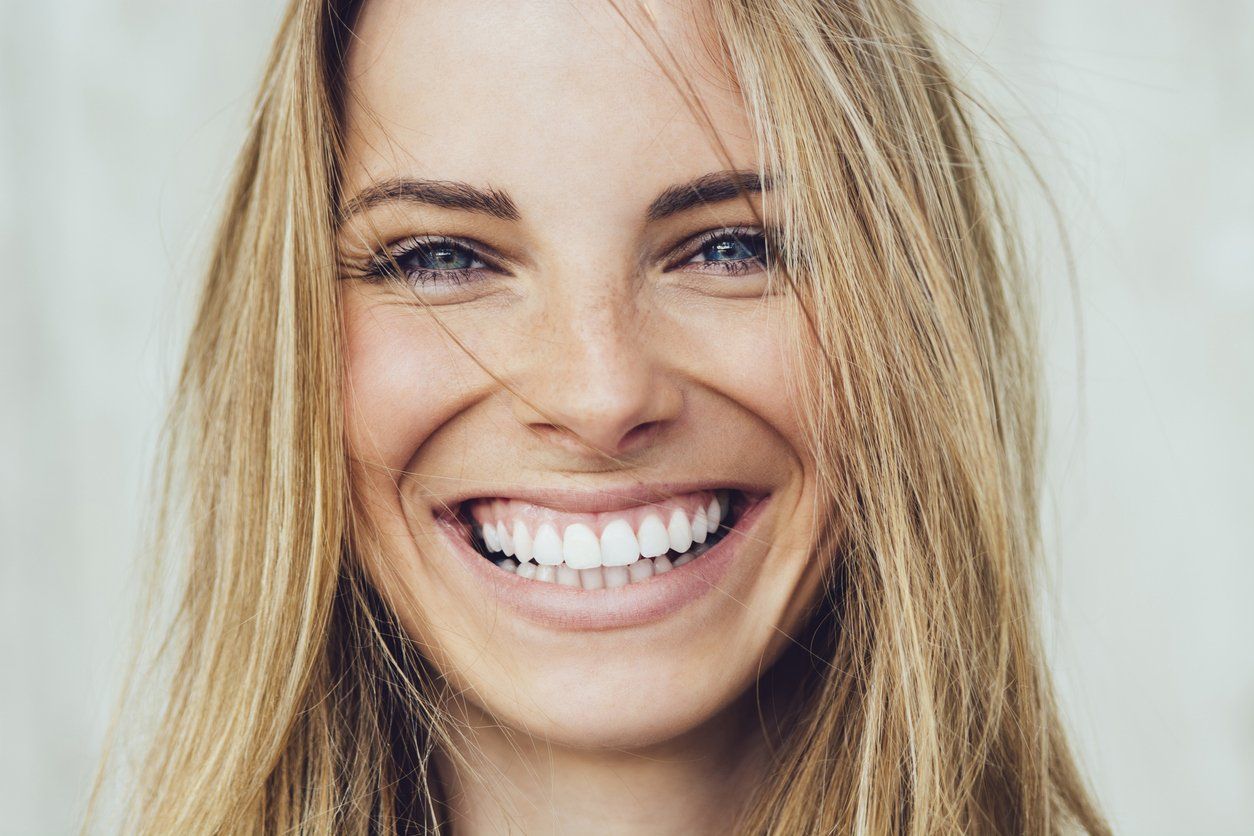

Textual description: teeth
[482,523,501,552]
[599,519,640,567]
[473,489,740,579]
[628,559,654,583]
[562,523,601,570]
[667,509,692,553]
[556,565,582,587]
[603,566,630,589]
[496,551,703,585]
[533,524,563,566]
[637,514,670,558]
[691,507,708,544]
[513,520,533,563]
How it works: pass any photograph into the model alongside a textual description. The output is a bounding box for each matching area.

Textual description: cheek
[678,295,809,459]
[342,292,484,470]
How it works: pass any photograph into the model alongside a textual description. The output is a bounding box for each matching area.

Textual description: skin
[337,1,825,832]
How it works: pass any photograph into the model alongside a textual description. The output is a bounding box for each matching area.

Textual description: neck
[436,694,768,835]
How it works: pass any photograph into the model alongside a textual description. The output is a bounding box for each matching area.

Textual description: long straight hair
[103,0,1108,832]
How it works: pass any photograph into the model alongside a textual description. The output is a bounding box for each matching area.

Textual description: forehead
[339,0,757,210]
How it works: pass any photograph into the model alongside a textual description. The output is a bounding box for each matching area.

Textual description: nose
[510,284,682,459]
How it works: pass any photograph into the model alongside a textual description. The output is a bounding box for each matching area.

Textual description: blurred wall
[2,1,1250,833]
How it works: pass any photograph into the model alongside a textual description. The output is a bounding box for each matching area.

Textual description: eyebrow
[340,178,522,222]
[339,169,767,225]
[645,169,768,222]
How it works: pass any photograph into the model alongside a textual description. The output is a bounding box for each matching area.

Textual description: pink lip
[434,493,771,631]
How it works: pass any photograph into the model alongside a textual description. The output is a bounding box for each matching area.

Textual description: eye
[365,235,496,288]
[673,227,773,276]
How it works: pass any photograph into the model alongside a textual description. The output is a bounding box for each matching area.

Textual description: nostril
[528,418,663,458]
[613,420,663,455]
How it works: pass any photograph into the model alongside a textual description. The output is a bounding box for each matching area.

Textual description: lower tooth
[628,559,654,582]
[580,567,604,590]
[508,540,716,585]
[556,565,581,587]
[603,566,630,589]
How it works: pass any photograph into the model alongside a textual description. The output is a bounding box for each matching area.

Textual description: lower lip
[435,495,771,631]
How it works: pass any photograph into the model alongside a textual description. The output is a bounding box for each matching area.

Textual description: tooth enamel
[533,523,563,566]
[482,523,501,552]
[512,520,532,563]
[603,566,630,589]
[599,519,640,567]
[476,489,738,576]
[562,523,601,570]
[637,514,669,558]
[667,510,693,554]
[628,559,654,582]
[691,507,708,543]
[580,567,605,590]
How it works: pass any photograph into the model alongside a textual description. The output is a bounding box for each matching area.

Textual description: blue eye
[701,236,762,263]
[368,236,490,286]
[681,229,772,274]
[411,241,477,271]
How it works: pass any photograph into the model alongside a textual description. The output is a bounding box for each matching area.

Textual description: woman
[111,0,1108,832]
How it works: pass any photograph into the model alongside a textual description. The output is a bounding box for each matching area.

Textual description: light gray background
[2,2,1251,833]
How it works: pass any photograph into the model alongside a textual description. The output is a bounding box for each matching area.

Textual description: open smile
[433,486,770,629]
[459,488,747,588]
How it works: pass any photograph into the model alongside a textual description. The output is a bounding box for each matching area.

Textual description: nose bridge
[514,273,677,456]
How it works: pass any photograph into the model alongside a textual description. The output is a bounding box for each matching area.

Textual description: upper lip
[435,480,770,516]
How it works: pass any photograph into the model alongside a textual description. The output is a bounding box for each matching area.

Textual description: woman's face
[340,0,823,749]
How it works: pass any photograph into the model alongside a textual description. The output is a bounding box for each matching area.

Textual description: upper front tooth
[512,520,533,563]
[691,507,708,543]
[482,523,501,552]
[599,519,640,567]
[637,514,669,558]
[562,523,601,569]
[533,523,563,565]
[667,509,693,553]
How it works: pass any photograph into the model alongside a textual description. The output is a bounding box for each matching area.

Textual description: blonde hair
[98,0,1108,832]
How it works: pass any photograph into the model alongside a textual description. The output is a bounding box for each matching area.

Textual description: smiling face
[338,0,825,750]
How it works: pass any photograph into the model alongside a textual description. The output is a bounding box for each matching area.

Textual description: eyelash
[359,227,774,288]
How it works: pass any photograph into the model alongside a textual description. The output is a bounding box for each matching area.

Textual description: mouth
[448,488,755,590]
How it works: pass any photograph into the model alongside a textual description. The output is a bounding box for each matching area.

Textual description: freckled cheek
[693,306,809,456]
[342,303,483,471]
